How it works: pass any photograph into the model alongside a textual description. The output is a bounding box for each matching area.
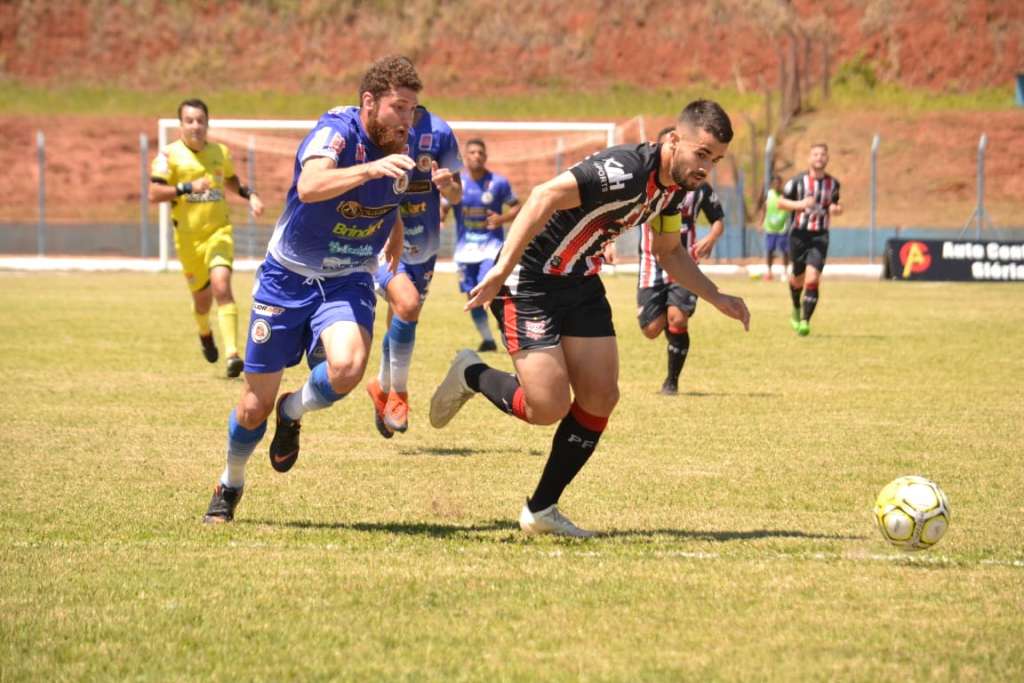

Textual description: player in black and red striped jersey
[635,127,725,395]
[428,100,750,537]
[778,143,843,336]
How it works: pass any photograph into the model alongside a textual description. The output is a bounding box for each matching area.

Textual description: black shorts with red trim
[789,230,830,276]
[489,273,615,354]
[636,282,698,328]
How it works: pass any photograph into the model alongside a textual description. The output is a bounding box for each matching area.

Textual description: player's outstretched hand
[465,268,505,311]
[368,154,415,179]
[249,193,265,218]
[430,161,456,190]
[711,292,750,331]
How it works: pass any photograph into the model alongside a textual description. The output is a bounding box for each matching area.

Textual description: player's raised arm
[465,170,581,310]
[296,154,415,203]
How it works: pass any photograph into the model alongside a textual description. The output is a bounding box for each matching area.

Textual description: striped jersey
[517,143,685,279]
[783,171,841,233]
[637,183,723,288]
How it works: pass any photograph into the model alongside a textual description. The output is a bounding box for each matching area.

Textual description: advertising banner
[884,238,1024,282]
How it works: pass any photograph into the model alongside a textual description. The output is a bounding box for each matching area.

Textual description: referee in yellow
[150,98,263,377]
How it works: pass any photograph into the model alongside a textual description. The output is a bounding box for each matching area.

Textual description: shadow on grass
[243,518,518,537]
[661,391,778,398]
[601,528,865,542]
[395,447,546,457]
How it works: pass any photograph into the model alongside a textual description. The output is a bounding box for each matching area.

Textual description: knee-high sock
[528,402,607,512]
[217,302,239,356]
[470,306,494,342]
[221,410,267,488]
[789,284,803,311]
[665,325,690,384]
[802,283,819,321]
[377,336,392,392]
[386,316,417,394]
[282,361,346,421]
[193,304,211,336]
[465,362,528,422]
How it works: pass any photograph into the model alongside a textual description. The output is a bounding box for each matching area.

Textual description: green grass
[1,270,1023,680]
[5,77,1013,120]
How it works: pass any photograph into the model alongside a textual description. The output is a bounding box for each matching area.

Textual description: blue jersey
[267,106,409,279]
[453,170,517,264]
[400,107,462,265]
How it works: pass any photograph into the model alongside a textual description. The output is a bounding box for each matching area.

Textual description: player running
[447,139,520,351]
[202,56,421,523]
[778,143,843,336]
[365,105,463,438]
[429,100,750,537]
[149,98,264,378]
[636,128,725,395]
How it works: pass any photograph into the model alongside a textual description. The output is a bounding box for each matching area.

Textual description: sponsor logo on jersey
[251,319,271,344]
[393,173,410,194]
[481,191,494,205]
[252,303,285,316]
[332,219,384,239]
[337,201,394,219]
[406,179,432,194]
[418,133,433,150]
[593,157,634,193]
[356,143,366,163]
[400,201,428,217]
[417,153,432,172]
[329,132,346,154]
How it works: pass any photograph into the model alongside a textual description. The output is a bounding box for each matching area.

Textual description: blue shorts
[243,255,377,374]
[765,232,789,255]
[457,258,497,294]
[374,256,436,301]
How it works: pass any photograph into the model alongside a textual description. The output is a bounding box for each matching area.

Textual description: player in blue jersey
[366,105,463,438]
[448,139,520,351]
[202,55,423,523]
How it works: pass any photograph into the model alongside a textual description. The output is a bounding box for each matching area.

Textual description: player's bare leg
[191,284,219,364]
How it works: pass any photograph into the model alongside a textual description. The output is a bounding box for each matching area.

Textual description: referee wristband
[238,185,253,199]
[175,182,192,196]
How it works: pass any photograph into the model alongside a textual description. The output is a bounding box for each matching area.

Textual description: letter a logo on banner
[900,241,932,278]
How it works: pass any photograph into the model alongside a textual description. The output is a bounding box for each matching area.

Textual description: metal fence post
[37,131,46,256]
[870,134,880,262]
[247,134,256,258]
[737,168,746,259]
[554,137,564,175]
[140,133,149,257]
[764,135,775,197]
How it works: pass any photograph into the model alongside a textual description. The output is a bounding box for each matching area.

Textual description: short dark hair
[655,126,674,142]
[678,100,733,143]
[811,142,829,152]
[177,98,209,121]
[359,55,423,102]
[464,138,486,151]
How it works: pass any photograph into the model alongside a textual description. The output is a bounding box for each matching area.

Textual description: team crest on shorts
[393,173,410,194]
[524,320,547,340]
[417,153,432,172]
[250,319,272,344]
[481,191,494,205]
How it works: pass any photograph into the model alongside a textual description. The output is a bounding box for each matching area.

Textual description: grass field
[2,269,1023,680]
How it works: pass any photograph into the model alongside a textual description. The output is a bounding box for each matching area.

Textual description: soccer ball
[874,475,950,551]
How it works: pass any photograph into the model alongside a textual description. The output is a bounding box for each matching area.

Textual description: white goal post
[156,118,618,271]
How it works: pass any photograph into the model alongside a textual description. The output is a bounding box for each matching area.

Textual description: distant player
[636,126,725,395]
[758,173,788,281]
[429,101,750,537]
[778,143,843,336]
[149,98,264,377]
[447,139,520,351]
[202,56,421,523]
[365,105,463,438]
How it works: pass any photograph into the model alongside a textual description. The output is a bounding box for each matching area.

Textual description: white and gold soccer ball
[874,475,951,551]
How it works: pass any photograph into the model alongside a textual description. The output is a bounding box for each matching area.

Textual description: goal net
[156,117,632,270]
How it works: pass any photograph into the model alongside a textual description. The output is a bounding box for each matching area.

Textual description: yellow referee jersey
[151,139,236,234]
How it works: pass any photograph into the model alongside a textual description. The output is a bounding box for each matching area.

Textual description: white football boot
[519,501,595,538]
[429,349,483,428]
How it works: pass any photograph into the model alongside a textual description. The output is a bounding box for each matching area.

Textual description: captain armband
[649,213,682,235]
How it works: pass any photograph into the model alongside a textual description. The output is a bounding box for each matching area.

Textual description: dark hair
[811,142,829,152]
[464,138,486,151]
[678,100,733,143]
[656,126,674,142]
[359,55,423,102]
[177,98,209,121]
